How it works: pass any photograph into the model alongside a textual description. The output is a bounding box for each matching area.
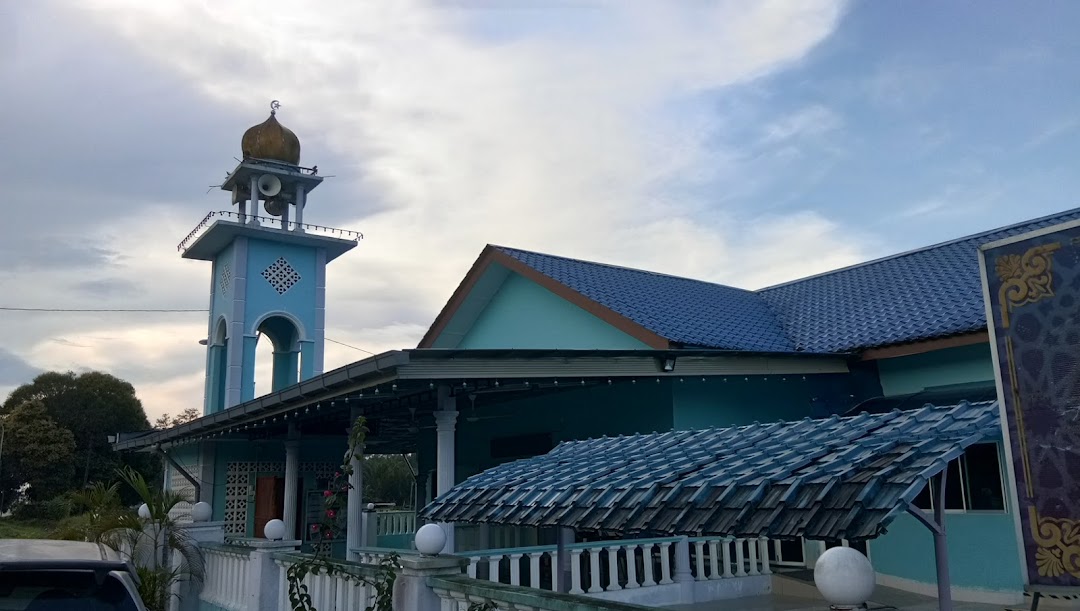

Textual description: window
[912,442,1006,512]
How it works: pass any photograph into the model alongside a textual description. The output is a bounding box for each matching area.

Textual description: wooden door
[254,476,285,538]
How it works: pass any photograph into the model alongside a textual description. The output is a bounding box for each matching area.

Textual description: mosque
[113,105,1080,606]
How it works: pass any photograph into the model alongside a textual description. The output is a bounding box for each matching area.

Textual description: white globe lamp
[137,504,151,520]
[191,502,212,523]
[414,523,447,556]
[264,519,287,541]
[814,546,876,609]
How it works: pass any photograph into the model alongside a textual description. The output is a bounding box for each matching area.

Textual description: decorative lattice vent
[219,264,232,295]
[168,464,197,522]
[262,257,301,295]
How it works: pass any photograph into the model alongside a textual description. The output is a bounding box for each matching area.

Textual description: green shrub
[12,497,72,522]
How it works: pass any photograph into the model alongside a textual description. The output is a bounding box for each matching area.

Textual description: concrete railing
[376,510,416,536]
[463,535,771,595]
[199,544,253,611]
[430,574,657,611]
[273,552,384,611]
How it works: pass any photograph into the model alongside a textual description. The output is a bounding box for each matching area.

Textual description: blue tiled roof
[495,208,1080,352]
[758,208,1080,352]
[421,401,999,540]
[495,247,793,352]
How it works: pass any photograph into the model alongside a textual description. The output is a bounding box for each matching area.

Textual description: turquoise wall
[672,373,874,429]
[864,404,1022,595]
[871,510,1023,593]
[876,343,994,396]
[243,238,319,337]
[457,273,652,350]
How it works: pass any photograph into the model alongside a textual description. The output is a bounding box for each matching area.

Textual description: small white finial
[270,100,281,115]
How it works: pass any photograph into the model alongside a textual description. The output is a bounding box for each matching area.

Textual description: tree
[0,400,76,507]
[154,407,200,430]
[363,454,416,508]
[2,371,158,502]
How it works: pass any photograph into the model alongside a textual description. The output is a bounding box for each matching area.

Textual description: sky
[2,1,1078,421]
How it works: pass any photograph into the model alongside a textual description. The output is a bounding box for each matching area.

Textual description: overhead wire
[1,305,380,355]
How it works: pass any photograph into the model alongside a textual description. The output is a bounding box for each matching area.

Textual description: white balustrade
[274,556,377,611]
[200,545,252,611]
[375,510,417,536]
[461,535,772,596]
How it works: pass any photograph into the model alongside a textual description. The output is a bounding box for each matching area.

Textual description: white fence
[272,554,380,611]
[375,510,416,536]
[199,544,253,611]
[463,535,772,594]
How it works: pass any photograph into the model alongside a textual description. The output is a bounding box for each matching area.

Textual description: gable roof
[421,208,1080,353]
[420,400,999,540]
[495,247,793,352]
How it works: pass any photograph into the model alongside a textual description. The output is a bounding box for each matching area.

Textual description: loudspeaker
[263,198,285,216]
[257,174,282,197]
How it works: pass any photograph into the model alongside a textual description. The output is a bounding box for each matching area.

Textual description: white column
[249,175,259,224]
[434,387,458,554]
[294,184,305,229]
[283,426,299,540]
[606,546,623,591]
[674,536,694,604]
[346,411,365,561]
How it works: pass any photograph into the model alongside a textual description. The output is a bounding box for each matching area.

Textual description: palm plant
[52,481,134,542]
[95,467,205,611]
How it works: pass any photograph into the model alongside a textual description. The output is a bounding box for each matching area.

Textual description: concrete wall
[671,373,874,429]
[457,273,651,350]
[870,510,1024,602]
[876,343,995,396]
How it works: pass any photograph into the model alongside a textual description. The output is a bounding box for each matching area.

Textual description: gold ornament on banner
[995,242,1061,328]
[1030,507,1080,579]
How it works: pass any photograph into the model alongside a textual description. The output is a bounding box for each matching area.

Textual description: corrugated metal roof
[493,208,1080,352]
[420,401,999,540]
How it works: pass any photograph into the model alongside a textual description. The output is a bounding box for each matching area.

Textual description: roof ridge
[757,206,1080,292]
[491,244,758,295]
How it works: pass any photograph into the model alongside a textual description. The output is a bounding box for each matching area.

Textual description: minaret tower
[180,102,359,414]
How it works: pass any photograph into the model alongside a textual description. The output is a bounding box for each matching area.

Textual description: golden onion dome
[241,102,301,165]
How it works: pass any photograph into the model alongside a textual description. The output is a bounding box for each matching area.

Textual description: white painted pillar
[346,411,365,561]
[434,387,457,554]
[294,184,305,229]
[674,536,694,604]
[283,424,299,540]
[249,175,259,224]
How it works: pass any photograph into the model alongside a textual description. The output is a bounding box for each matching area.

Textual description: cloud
[2,0,865,420]
[1022,117,1079,152]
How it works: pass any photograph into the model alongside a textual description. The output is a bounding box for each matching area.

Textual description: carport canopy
[421,401,1000,542]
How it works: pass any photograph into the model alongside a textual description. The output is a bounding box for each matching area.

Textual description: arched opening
[207,318,229,413]
[253,315,302,397]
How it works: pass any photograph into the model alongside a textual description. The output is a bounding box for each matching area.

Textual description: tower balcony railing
[178,210,363,252]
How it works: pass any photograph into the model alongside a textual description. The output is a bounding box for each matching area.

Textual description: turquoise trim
[456,272,651,350]
[877,343,994,396]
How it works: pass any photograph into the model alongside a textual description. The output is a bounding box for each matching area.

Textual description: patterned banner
[982,223,1080,587]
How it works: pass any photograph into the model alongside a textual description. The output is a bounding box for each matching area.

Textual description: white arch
[212,316,229,346]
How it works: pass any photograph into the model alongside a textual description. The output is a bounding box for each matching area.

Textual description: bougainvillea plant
[286,416,401,611]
